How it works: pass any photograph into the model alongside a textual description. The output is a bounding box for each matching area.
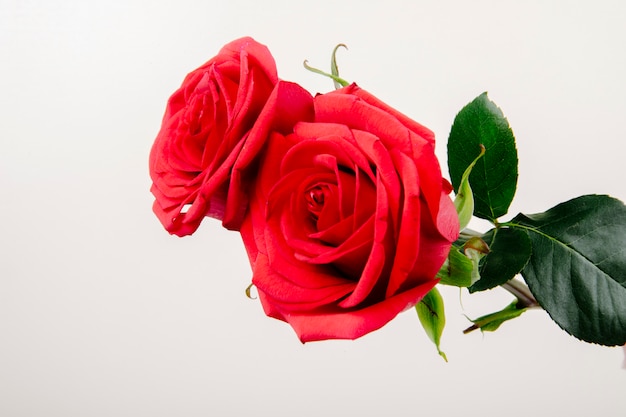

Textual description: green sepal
[303,43,349,89]
[303,60,349,88]
[454,144,485,230]
[330,43,349,89]
[463,237,490,286]
[245,283,256,299]
[437,236,490,288]
[464,300,527,334]
[436,245,474,287]
[416,287,448,362]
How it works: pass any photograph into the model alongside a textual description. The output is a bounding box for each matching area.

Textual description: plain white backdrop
[1,0,625,416]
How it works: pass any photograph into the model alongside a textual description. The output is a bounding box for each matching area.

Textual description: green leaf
[454,145,485,230]
[464,300,527,333]
[469,227,532,293]
[447,92,518,221]
[510,195,626,346]
[416,287,447,361]
[436,245,474,287]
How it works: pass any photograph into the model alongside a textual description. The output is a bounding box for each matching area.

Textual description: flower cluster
[150,37,626,354]
[149,37,459,342]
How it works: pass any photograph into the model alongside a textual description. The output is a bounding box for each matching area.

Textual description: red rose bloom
[149,37,278,236]
[240,84,459,342]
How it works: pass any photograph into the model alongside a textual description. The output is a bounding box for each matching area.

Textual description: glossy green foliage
[448,93,518,221]
[512,195,626,346]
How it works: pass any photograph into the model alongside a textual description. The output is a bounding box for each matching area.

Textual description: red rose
[149,37,279,236]
[240,84,459,342]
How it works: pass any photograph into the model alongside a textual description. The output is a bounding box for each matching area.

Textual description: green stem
[501,278,540,309]
[458,228,482,239]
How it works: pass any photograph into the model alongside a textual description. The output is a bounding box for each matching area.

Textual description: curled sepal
[463,300,527,334]
[454,144,485,230]
[330,44,349,89]
[303,60,350,89]
[245,283,257,299]
[463,237,490,286]
[416,287,448,362]
[436,245,474,287]
[303,43,350,89]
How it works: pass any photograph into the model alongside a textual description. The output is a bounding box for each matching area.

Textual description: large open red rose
[149,37,279,236]
[240,84,460,342]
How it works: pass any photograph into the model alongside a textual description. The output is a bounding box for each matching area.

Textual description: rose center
[305,185,327,220]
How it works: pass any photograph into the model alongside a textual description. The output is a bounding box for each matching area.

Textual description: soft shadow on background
[1,1,625,416]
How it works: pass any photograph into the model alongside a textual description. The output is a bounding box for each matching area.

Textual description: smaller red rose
[149,37,278,236]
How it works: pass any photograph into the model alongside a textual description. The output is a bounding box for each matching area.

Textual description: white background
[1,0,625,416]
